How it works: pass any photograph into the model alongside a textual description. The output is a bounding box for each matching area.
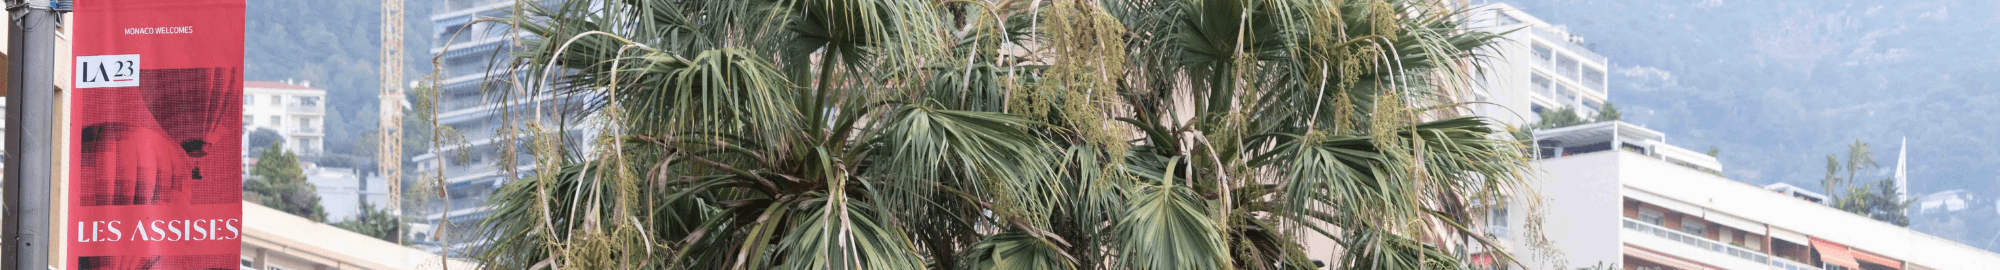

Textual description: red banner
[69,0,245,269]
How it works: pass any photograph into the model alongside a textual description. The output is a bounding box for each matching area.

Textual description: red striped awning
[1852,248,1903,269]
[1624,244,1713,270]
[1811,238,1860,269]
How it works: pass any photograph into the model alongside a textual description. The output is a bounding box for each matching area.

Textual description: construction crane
[378,0,406,245]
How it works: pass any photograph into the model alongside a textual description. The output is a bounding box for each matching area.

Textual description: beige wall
[1507,150,1626,269]
[242,245,340,270]
[241,202,476,270]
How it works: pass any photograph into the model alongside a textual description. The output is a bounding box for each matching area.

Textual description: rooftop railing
[1529,26,1608,65]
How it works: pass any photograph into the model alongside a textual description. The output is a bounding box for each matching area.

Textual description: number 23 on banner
[76,54,140,88]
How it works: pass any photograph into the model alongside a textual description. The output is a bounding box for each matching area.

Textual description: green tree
[1845,140,1879,191]
[335,201,400,243]
[473,1,1534,269]
[1864,179,1913,226]
[1593,101,1621,122]
[1532,106,1589,130]
[245,142,327,221]
[1820,139,1910,226]
[1706,146,1720,157]
[245,128,284,153]
[1823,140,1877,199]
[1527,102,1620,132]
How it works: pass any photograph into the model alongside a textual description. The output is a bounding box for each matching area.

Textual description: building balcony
[431,29,515,56]
[290,126,322,135]
[431,161,506,182]
[1530,60,1606,99]
[287,105,324,114]
[1621,217,1818,270]
[434,0,510,15]
[438,95,490,114]
[424,190,493,218]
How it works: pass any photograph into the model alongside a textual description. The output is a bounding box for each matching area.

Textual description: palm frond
[1117,180,1233,270]
[961,230,1078,270]
[778,189,926,270]
[864,105,1060,227]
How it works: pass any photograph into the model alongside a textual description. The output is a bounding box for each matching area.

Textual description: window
[1557,84,1579,103]
[440,23,470,41]
[1638,208,1664,225]
[1532,45,1554,67]
[1745,236,1761,250]
[1679,218,1706,236]
[1531,74,1555,98]
[244,94,254,106]
[1557,55,1581,81]
[1583,66,1606,93]
[243,116,252,126]
[1488,207,1510,237]
[297,96,320,108]
[1582,99,1603,111]
[269,95,282,105]
[1721,229,1735,245]
[295,116,316,131]
[268,116,281,127]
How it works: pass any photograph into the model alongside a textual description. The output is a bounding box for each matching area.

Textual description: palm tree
[461,0,1533,269]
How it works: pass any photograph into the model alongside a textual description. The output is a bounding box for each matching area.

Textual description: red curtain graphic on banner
[70,0,245,269]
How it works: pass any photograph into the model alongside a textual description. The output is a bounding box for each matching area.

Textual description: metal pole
[4,1,60,268]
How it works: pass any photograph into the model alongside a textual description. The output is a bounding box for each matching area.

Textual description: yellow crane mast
[378,0,406,245]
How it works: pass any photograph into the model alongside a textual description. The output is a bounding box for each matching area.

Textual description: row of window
[1634,207,1767,249]
[1622,218,1774,266]
[242,115,321,132]
[244,94,321,108]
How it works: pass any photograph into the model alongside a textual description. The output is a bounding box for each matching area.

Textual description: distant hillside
[245,0,435,165]
[1499,0,2000,252]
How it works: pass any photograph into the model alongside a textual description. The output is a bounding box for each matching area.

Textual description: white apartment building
[417,0,521,254]
[419,0,588,255]
[1914,190,1972,214]
[1465,3,1612,127]
[1478,122,2000,270]
[244,80,326,155]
